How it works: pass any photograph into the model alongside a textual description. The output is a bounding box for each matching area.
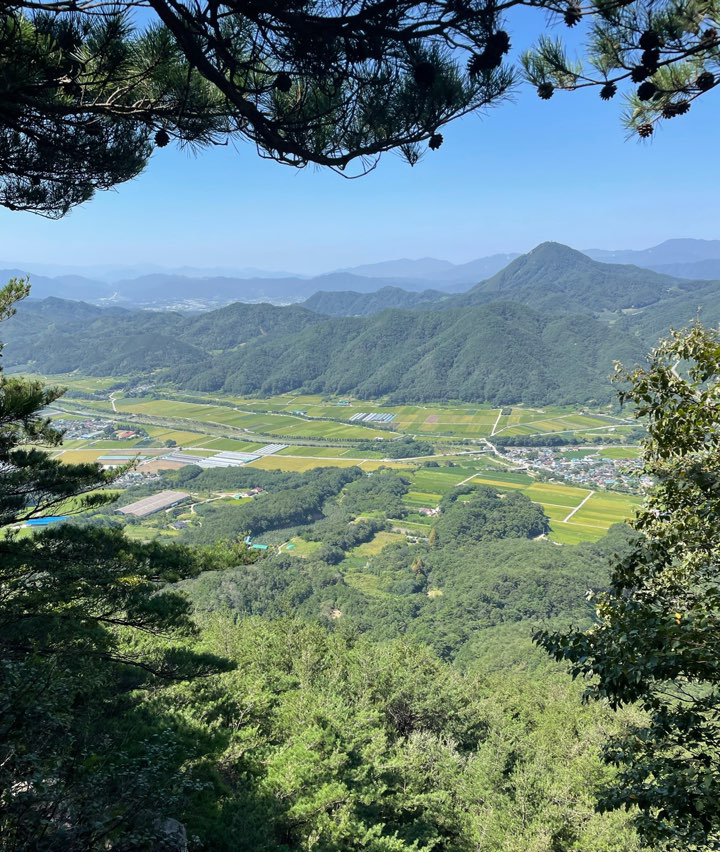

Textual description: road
[563,490,595,523]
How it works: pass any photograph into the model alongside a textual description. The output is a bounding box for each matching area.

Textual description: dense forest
[5,243,720,406]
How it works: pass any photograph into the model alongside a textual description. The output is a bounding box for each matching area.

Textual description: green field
[598,446,642,459]
[406,465,641,544]
[46,379,634,444]
[112,397,399,440]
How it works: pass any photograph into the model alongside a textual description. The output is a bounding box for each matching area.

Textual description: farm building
[255,444,288,455]
[118,490,190,518]
[159,446,286,469]
[24,516,69,527]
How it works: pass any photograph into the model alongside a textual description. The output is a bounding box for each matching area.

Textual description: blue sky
[1,15,718,275]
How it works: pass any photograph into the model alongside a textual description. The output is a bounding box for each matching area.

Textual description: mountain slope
[585,238,720,267]
[2,298,322,373]
[169,303,645,406]
[457,242,712,314]
[303,286,447,316]
[339,253,520,283]
[644,258,720,280]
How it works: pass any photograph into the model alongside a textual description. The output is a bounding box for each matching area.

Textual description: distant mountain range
[5,238,720,311]
[5,241,720,407]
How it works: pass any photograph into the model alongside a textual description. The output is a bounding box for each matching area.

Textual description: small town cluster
[502,446,651,493]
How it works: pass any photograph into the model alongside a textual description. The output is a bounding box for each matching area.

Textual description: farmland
[401,465,641,544]
[28,375,646,545]
[38,374,635,443]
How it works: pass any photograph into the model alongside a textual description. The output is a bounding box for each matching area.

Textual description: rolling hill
[303,286,448,316]
[166,302,644,405]
[5,241,720,407]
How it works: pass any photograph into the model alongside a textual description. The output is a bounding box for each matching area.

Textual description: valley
[37,377,642,546]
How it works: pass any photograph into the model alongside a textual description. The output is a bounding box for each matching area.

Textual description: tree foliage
[523,0,720,138]
[4,0,718,214]
[538,323,720,850]
[0,282,231,850]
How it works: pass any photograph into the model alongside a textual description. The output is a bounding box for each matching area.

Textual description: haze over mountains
[6,241,720,407]
[5,238,720,311]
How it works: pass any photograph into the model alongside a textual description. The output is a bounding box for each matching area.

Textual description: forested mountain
[7,242,720,405]
[303,243,720,320]
[647,258,720,280]
[4,298,323,373]
[458,242,711,314]
[303,285,447,316]
[169,303,643,404]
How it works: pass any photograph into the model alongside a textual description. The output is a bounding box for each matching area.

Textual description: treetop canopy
[2,0,718,215]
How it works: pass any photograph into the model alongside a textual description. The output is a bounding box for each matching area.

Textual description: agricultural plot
[492,406,631,438]
[47,379,635,445]
[407,465,639,544]
[25,373,128,393]
[54,449,151,464]
[346,531,406,560]
[114,397,397,440]
[599,447,642,459]
[247,455,412,472]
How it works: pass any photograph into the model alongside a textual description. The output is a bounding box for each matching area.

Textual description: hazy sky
[1,16,718,275]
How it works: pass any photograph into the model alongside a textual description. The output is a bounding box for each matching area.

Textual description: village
[501,445,651,493]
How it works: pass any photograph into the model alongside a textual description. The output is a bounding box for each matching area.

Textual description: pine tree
[6,0,716,216]
[0,281,232,850]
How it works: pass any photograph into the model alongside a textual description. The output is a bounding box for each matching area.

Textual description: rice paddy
[36,375,644,544]
[405,465,641,544]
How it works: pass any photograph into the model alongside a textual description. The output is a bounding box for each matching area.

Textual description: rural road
[563,490,595,523]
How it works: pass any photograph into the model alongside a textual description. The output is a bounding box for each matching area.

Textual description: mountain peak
[460,240,678,315]
[525,242,591,262]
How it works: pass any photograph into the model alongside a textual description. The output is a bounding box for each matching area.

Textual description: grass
[598,447,642,459]
[279,537,322,557]
[348,531,405,559]
[344,572,387,597]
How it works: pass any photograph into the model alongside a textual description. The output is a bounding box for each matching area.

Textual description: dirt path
[563,490,595,523]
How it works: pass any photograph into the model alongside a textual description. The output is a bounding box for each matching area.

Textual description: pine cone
[639,30,661,50]
[696,71,715,91]
[537,82,554,99]
[428,133,443,150]
[274,72,292,92]
[600,82,617,100]
[637,123,654,138]
[467,50,502,75]
[487,30,511,55]
[641,48,660,72]
[564,3,582,27]
[154,129,170,148]
[413,61,436,88]
[662,100,690,118]
[630,65,650,82]
[637,81,658,101]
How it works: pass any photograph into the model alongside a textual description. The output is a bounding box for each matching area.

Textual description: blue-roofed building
[25,516,69,527]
